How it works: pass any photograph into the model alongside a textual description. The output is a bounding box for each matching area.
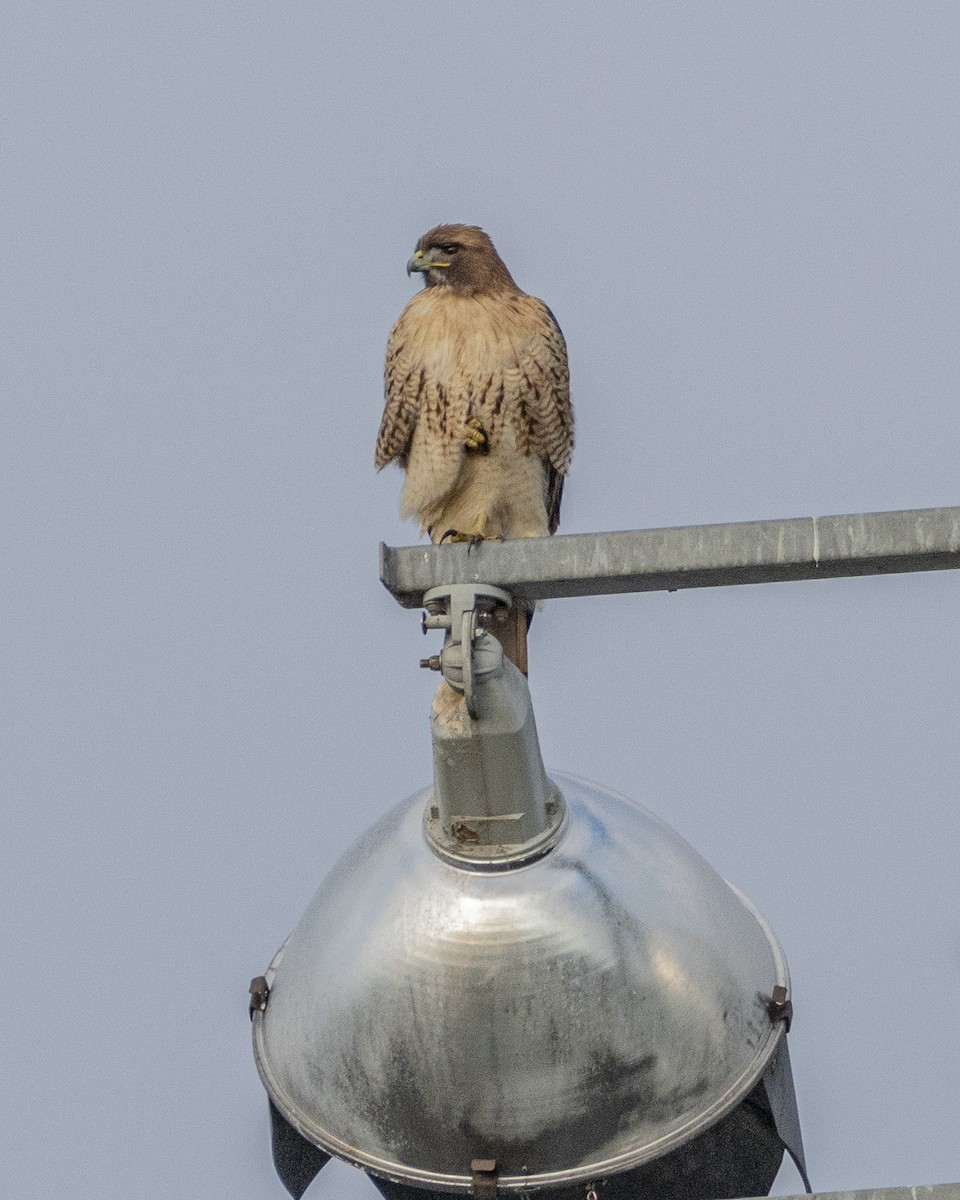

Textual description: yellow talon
[464,416,489,454]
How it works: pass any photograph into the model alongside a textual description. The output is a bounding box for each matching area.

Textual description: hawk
[376,225,573,542]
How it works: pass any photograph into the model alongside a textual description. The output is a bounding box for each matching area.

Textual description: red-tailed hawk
[376,225,573,542]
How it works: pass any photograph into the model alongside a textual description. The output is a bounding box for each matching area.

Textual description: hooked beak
[406,248,451,276]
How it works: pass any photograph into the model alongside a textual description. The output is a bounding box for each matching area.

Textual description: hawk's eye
[436,243,461,255]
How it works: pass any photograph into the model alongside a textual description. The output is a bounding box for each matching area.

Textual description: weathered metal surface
[379,506,960,607]
[252,774,793,1193]
[745,1188,960,1200]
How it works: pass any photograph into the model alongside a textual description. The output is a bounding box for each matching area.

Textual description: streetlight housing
[252,607,805,1199]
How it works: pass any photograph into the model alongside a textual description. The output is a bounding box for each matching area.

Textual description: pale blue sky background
[3,3,959,1197]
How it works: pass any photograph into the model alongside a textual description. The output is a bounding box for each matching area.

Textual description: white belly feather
[401,421,550,540]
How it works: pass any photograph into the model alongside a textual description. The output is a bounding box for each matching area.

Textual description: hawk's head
[407,224,517,295]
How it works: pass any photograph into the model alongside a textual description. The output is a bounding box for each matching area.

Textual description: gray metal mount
[419,581,564,866]
[421,583,511,718]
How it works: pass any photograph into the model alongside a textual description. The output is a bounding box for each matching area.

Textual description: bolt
[420,655,442,671]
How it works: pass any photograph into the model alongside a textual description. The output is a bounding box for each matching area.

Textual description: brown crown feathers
[414,224,518,295]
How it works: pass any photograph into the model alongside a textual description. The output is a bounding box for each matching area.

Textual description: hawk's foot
[438,529,501,554]
[438,529,482,545]
[464,416,490,455]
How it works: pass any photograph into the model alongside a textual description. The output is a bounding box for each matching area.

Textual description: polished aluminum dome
[253,771,792,1195]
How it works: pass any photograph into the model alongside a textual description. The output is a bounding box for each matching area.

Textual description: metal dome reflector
[251,584,806,1199]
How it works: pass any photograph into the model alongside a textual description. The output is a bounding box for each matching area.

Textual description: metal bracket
[422,584,511,718]
[249,974,270,1019]
[767,984,793,1032]
[471,1158,498,1199]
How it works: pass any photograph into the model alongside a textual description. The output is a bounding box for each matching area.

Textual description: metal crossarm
[750,1188,960,1200]
[380,506,960,608]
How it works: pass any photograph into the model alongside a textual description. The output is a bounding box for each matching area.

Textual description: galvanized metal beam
[748,1187,960,1200]
[380,506,960,608]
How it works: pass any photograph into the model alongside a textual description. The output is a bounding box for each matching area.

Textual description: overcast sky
[3,3,959,1197]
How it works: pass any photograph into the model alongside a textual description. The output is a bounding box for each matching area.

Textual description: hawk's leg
[463,416,490,455]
